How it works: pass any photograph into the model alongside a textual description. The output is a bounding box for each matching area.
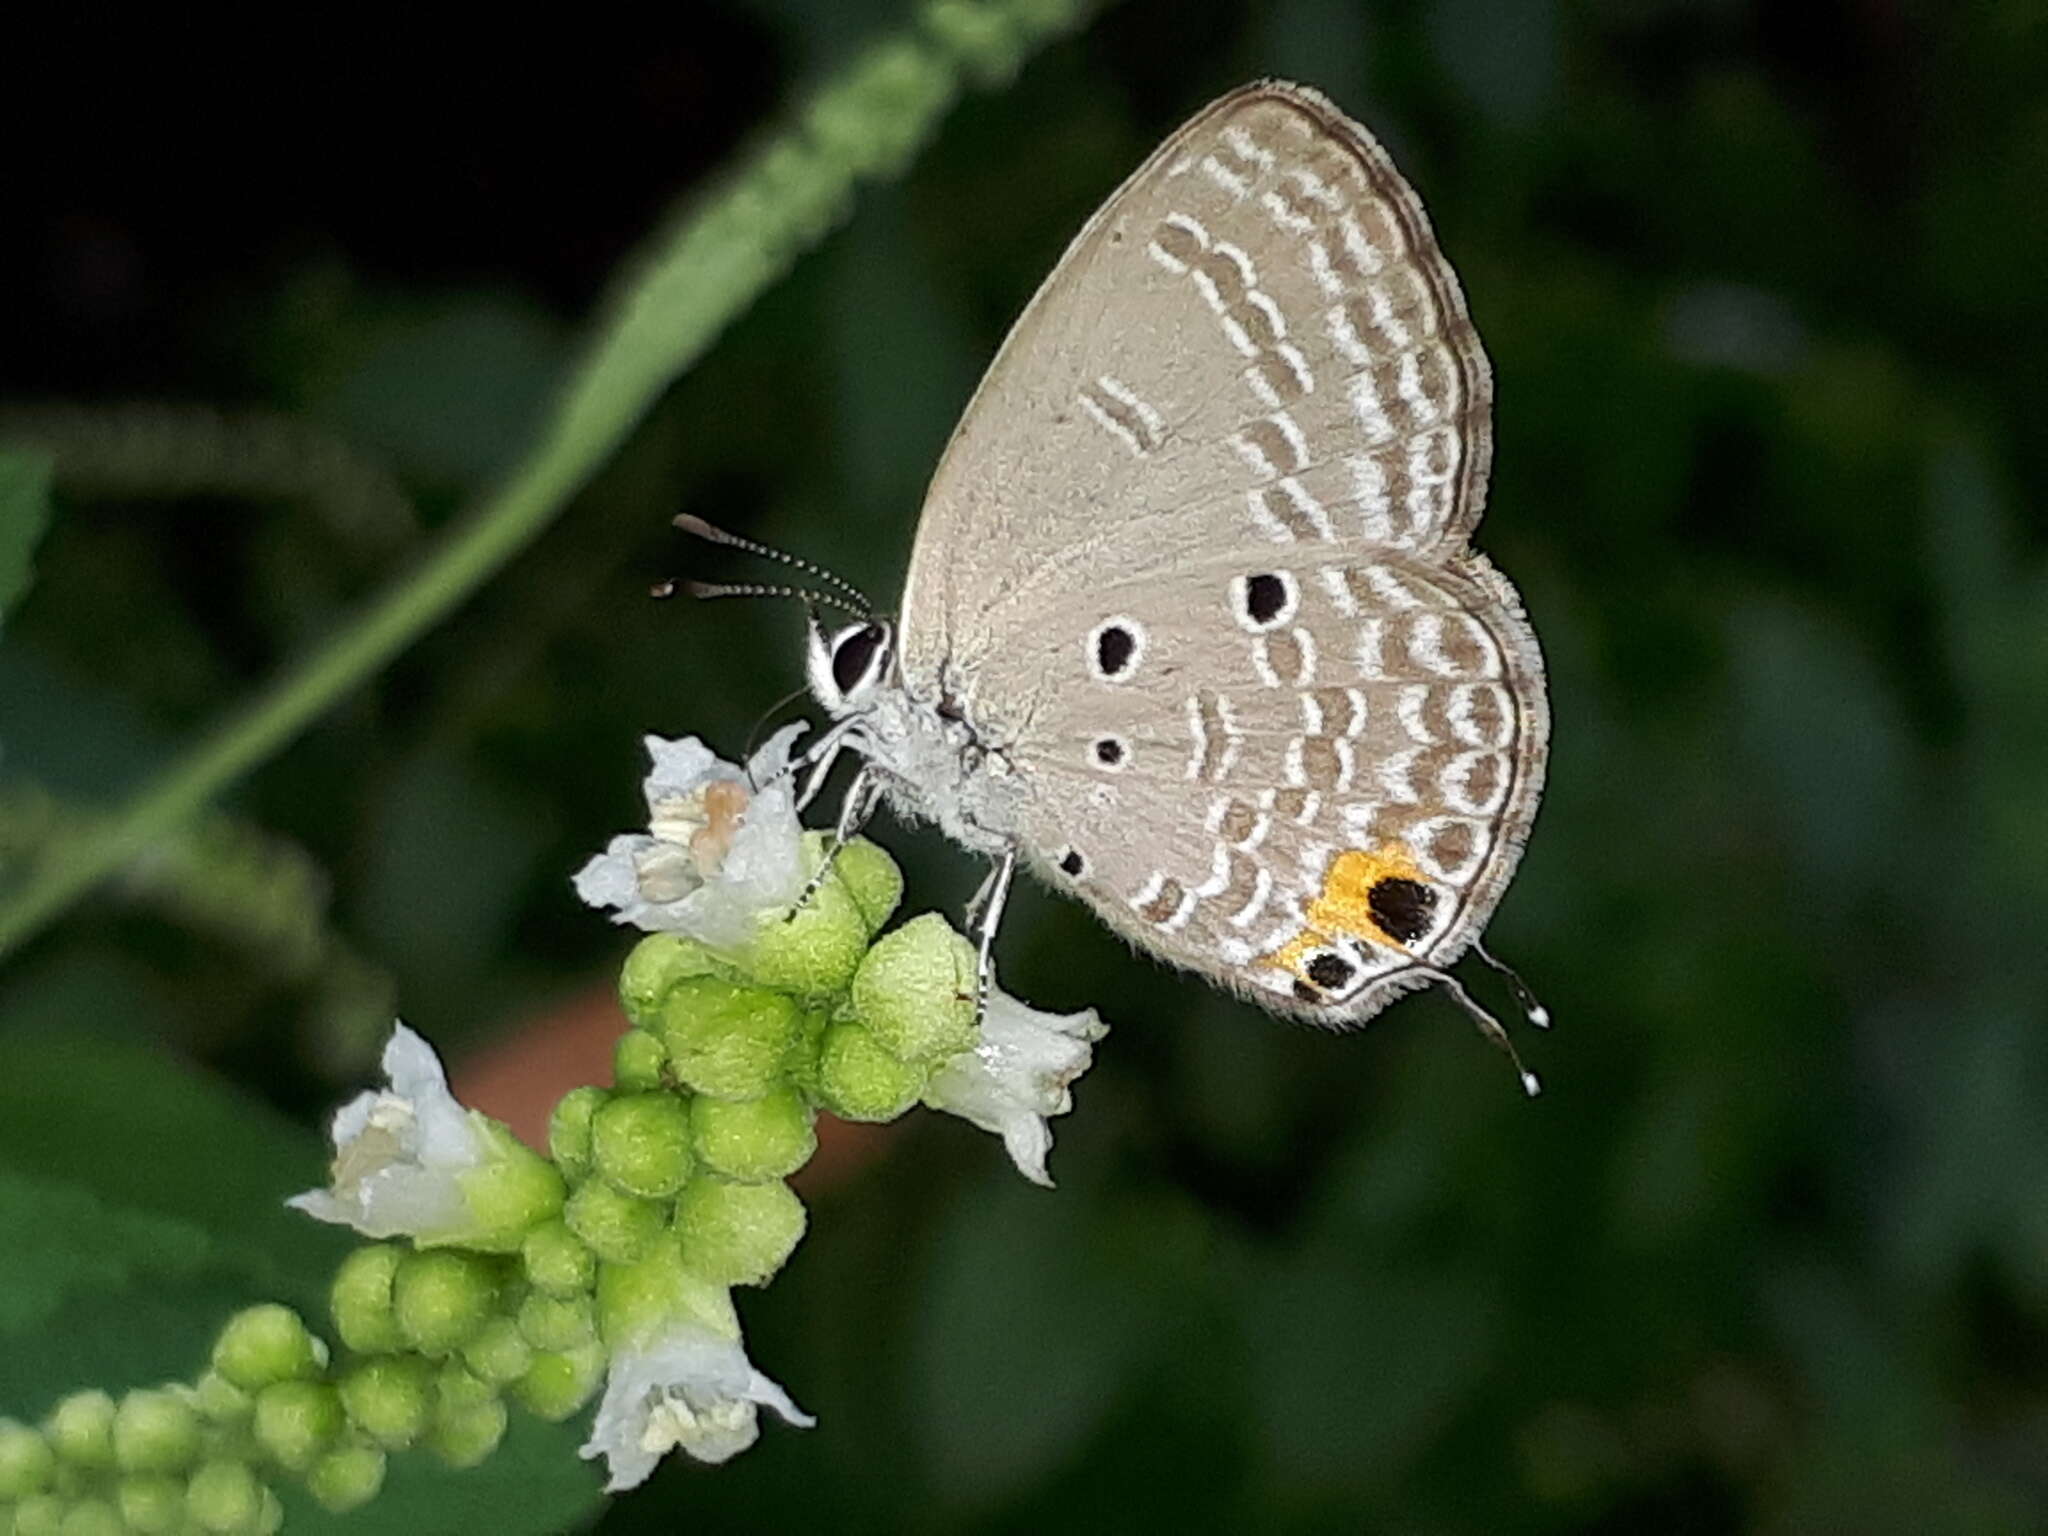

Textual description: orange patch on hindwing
[1263,842,1434,980]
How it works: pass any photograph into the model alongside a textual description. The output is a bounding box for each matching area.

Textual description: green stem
[0,0,1093,958]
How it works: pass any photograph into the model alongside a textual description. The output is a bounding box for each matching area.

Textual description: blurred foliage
[3,0,2046,1532]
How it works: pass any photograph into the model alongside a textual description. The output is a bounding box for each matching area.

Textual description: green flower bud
[337,1357,431,1450]
[521,1218,596,1298]
[740,837,871,997]
[516,1292,596,1353]
[116,1472,185,1533]
[656,978,800,1100]
[12,1493,64,1536]
[510,1342,605,1423]
[548,1086,609,1179]
[784,1006,833,1099]
[826,835,903,934]
[0,1419,56,1497]
[423,1366,506,1470]
[56,1497,121,1536]
[676,1176,807,1287]
[459,1316,533,1387]
[850,913,977,1063]
[612,1028,669,1094]
[257,1486,286,1536]
[250,1381,343,1474]
[690,1085,816,1181]
[111,1389,200,1474]
[392,1250,501,1356]
[591,1092,694,1199]
[329,1244,406,1355]
[619,933,726,1026]
[449,1120,565,1250]
[815,1020,927,1121]
[44,1392,114,1470]
[596,1244,736,1352]
[211,1305,324,1391]
[305,1444,385,1514]
[184,1457,261,1533]
[188,1373,251,1425]
[563,1176,666,1265]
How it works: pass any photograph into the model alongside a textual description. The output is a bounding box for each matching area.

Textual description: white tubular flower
[288,1023,559,1249]
[924,989,1109,1188]
[580,1321,814,1490]
[573,724,808,951]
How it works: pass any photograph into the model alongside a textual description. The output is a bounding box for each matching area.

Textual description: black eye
[831,624,885,696]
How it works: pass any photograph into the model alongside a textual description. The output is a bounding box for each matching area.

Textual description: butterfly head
[807,614,895,718]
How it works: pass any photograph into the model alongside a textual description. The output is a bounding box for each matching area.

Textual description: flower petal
[287,1023,493,1242]
[573,727,811,950]
[925,990,1108,1188]
[580,1320,812,1490]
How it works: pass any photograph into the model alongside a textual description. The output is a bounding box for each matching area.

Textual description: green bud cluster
[0,836,1009,1528]
[0,1308,341,1535]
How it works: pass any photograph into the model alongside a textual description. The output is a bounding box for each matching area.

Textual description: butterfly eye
[830,623,887,697]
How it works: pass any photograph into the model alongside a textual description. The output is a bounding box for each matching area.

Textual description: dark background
[4,1,2046,1531]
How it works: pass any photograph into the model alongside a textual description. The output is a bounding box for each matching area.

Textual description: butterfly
[685,81,1550,1088]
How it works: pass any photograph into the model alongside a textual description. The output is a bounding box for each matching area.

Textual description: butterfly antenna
[672,579,869,621]
[1416,966,1542,1098]
[1471,939,1551,1029]
[674,513,873,616]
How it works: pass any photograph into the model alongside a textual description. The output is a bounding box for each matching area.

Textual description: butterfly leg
[1413,965,1542,1098]
[778,719,856,812]
[962,846,1018,1021]
[784,762,882,920]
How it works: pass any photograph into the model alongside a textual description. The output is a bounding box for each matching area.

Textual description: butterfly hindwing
[994,544,1545,1024]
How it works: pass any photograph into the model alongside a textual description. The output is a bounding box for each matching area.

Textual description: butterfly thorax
[843,683,1032,857]
[805,615,1030,858]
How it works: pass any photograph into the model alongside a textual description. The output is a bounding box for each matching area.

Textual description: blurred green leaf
[1725,598,1912,900]
[320,296,569,490]
[0,1026,344,1306]
[0,1171,218,1335]
[1247,1254,1501,1498]
[915,1177,1179,1507]
[0,445,54,633]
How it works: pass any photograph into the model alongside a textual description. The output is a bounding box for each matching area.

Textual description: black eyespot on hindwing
[1245,573,1287,626]
[1058,849,1085,877]
[1306,951,1355,991]
[1367,877,1437,945]
[1093,737,1125,768]
[831,624,885,696]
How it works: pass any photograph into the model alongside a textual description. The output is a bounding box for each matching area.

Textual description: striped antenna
[676,578,870,621]
[674,514,873,615]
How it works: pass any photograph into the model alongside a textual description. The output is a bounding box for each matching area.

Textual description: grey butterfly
[693,81,1550,1082]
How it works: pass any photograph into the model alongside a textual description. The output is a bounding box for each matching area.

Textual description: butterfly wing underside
[895,81,1546,1023]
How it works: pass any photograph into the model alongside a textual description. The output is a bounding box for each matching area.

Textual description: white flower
[580,1320,814,1490]
[924,989,1108,1188]
[288,1023,548,1247]
[573,724,808,950]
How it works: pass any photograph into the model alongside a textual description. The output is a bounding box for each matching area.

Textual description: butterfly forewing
[899,81,1494,693]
